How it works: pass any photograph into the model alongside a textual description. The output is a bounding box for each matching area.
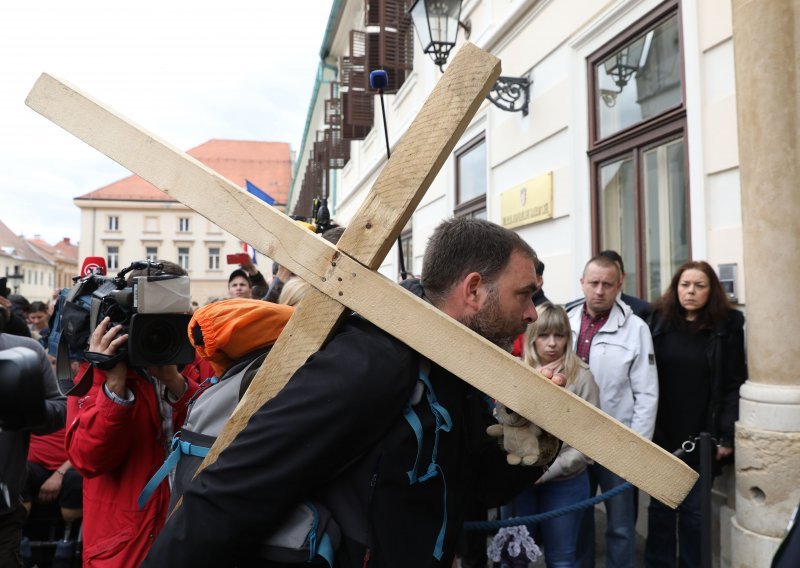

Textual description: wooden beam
[206,43,502,472]
[26,50,697,507]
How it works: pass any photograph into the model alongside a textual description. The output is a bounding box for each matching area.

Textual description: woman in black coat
[645,261,747,568]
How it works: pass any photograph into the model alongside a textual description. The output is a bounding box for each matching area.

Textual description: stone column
[731,0,800,566]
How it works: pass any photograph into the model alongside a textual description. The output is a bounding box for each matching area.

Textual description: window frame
[399,226,413,280]
[208,247,221,271]
[107,246,120,270]
[178,217,190,233]
[178,247,190,271]
[454,133,487,219]
[107,215,119,232]
[587,0,691,299]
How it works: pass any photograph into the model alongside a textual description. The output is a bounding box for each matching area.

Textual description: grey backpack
[139,350,340,566]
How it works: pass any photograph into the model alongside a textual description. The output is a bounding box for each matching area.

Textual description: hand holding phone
[226,253,250,265]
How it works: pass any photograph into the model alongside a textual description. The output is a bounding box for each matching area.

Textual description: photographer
[0,301,66,567]
[64,261,208,567]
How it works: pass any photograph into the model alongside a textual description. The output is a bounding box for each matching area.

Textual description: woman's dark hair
[653,260,732,330]
[29,301,49,313]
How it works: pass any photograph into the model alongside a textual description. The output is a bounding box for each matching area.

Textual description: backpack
[48,286,93,394]
[139,349,340,567]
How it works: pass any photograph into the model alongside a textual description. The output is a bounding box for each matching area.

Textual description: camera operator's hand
[38,470,63,504]
[146,365,187,400]
[89,316,129,397]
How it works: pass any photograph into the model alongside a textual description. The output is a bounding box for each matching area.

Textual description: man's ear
[461,272,485,311]
[437,272,486,320]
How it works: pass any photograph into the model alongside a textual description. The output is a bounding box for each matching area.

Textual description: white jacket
[567,299,658,439]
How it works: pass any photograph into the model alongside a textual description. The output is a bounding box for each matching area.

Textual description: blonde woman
[501,302,600,568]
[277,277,310,307]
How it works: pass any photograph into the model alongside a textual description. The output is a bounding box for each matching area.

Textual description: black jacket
[648,309,747,449]
[0,334,66,514]
[144,314,542,567]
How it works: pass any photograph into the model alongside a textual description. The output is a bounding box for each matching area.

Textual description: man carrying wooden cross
[143,217,564,567]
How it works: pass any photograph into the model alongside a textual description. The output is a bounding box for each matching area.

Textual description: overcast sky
[0,1,333,245]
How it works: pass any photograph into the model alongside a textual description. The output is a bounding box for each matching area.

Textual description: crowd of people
[0,217,749,568]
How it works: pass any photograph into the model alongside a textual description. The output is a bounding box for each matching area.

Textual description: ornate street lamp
[409,0,464,71]
[6,267,24,294]
[409,0,530,115]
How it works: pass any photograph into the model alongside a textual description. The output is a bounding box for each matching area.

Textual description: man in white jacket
[568,255,658,568]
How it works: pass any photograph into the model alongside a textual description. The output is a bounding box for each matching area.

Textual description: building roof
[54,238,80,264]
[75,139,292,205]
[0,219,54,265]
[26,237,79,266]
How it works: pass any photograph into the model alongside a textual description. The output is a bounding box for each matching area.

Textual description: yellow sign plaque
[500,172,554,229]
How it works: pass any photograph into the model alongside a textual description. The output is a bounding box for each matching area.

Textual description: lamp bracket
[486,75,531,116]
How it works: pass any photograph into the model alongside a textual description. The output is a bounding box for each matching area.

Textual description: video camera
[60,260,195,368]
[0,347,45,430]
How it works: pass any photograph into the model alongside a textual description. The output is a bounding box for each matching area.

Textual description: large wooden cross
[26,43,696,507]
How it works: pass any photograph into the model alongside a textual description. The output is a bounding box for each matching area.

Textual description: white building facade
[289,0,754,564]
[290,0,743,308]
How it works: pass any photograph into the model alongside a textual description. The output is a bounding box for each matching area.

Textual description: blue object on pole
[246,180,276,205]
[370,69,389,90]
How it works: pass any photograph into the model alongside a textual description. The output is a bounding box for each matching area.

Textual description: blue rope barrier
[463,481,633,531]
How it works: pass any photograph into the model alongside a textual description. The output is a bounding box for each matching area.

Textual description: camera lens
[128,314,194,367]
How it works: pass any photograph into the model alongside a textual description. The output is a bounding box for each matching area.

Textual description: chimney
[62,237,71,245]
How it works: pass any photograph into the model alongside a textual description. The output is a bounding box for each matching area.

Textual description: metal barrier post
[699,432,713,568]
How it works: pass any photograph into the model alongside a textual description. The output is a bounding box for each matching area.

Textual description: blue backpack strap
[401,357,451,561]
[317,532,335,567]
[304,502,335,567]
[137,435,210,510]
[402,402,425,484]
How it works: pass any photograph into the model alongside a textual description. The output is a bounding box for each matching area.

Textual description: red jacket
[66,362,203,567]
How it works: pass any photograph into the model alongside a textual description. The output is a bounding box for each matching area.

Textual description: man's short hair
[535,259,545,277]
[228,269,251,286]
[584,254,621,281]
[421,218,537,304]
[598,250,624,275]
[8,294,30,315]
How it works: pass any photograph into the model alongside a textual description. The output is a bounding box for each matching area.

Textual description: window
[399,223,413,279]
[108,216,119,231]
[589,1,687,301]
[178,247,190,271]
[455,135,487,219]
[145,246,158,262]
[208,247,220,270]
[107,246,120,270]
[179,217,190,232]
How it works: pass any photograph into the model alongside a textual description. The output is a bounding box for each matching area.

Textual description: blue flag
[246,180,275,205]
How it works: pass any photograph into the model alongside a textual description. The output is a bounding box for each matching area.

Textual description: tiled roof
[26,238,78,267]
[54,238,80,264]
[75,139,292,204]
[0,220,54,265]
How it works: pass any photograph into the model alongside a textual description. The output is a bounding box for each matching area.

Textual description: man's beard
[461,285,527,351]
